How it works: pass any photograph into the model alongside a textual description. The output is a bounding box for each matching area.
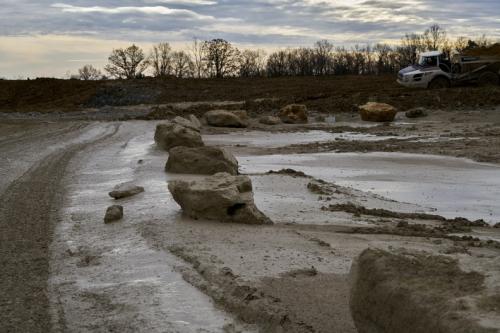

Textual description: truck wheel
[478,72,499,86]
[428,77,450,89]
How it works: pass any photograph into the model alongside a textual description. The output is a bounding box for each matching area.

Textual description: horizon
[1,0,499,79]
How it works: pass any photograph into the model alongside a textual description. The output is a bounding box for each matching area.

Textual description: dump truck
[397,44,500,89]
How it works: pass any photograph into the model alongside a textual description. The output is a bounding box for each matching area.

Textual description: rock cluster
[168,172,272,225]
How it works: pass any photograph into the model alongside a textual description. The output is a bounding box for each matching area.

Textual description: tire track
[0,123,119,333]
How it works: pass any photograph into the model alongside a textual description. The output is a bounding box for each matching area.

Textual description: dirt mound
[464,43,500,57]
[350,249,489,333]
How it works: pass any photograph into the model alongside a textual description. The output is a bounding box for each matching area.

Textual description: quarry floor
[1,107,500,332]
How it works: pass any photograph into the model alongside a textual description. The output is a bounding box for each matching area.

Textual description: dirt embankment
[1,76,500,114]
[350,249,495,333]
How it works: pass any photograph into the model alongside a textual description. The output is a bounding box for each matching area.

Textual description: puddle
[50,122,240,332]
[239,152,500,224]
[204,130,410,148]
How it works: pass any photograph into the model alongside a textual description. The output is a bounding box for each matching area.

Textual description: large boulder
[204,110,248,128]
[154,119,204,151]
[166,146,239,175]
[278,104,308,124]
[359,102,397,122]
[168,173,272,225]
[109,182,145,199]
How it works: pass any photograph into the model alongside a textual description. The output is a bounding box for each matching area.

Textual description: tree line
[77,25,496,80]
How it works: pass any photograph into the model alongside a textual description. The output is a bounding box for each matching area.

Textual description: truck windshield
[418,56,438,67]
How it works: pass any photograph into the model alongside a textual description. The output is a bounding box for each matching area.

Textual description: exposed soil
[2,75,500,114]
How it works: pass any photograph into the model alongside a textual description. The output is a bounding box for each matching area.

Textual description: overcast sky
[1,0,499,78]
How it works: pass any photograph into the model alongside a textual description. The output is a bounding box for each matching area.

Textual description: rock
[154,121,204,151]
[104,205,123,223]
[166,146,239,175]
[278,104,308,124]
[109,183,145,199]
[168,172,272,225]
[405,107,428,118]
[259,116,281,125]
[350,248,488,333]
[189,114,202,129]
[494,223,500,228]
[359,102,397,122]
[172,116,201,131]
[204,110,248,128]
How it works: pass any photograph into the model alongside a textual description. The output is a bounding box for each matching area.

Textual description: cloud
[51,3,215,20]
[144,0,217,5]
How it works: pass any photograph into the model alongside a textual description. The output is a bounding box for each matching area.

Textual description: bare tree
[239,49,266,77]
[423,24,447,51]
[313,40,334,75]
[105,44,148,79]
[78,64,102,80]
[190,38,206,78]
[203,39,240,78]
[149,42,173,77]
[171,51,194,78]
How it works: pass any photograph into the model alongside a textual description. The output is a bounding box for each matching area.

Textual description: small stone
[104,205,123,223]
[109,183,145,199]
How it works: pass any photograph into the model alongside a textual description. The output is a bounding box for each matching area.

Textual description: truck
[397,47,500,89]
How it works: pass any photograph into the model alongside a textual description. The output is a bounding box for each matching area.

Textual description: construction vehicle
[397,45,500,89]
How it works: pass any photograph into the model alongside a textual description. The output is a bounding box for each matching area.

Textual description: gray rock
[172,116,201,131]
[166,146,238,175]
[259,116,281,125]
[104,205,123,223]
[405,107,429,118]
[168,172,272,225]
[154,121,204,151]
[109,183,145,199]
[189,114,202,129]
[204,110,248,128]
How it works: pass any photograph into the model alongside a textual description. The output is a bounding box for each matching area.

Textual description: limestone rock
[109,183,145,199]
[166,146,239,175]
[154,121,204,151]
[359,102,397,122]
[104,205,123,223]
[168,172,272,225]
[278,104,308,124]
[259,116,281,125]
[204,110,248,128]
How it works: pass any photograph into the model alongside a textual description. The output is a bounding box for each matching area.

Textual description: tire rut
[0,123,119,333]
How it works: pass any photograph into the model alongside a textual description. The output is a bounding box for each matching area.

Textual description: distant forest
[72,24,497,80]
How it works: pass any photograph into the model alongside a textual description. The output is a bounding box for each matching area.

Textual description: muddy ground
[1,92,500,332]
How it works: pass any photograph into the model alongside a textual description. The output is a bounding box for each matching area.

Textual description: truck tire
[478,72,499,86]
[428,77,450,89]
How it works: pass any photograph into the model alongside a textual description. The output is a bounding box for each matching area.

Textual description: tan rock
[278,104,308,124]
[166,146,238,175]
[359,102,397,122]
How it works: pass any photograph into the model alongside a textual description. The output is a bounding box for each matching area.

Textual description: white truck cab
[397,51,452,89]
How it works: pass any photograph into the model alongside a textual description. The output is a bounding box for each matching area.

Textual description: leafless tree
[203,39,240,78]
[149,42,173,77]
[423,24,447,51]
[239,49,266,77]
[171,51,194,78]
[105,44,148,79]
[190,38,206,78]
[78,64,102,80]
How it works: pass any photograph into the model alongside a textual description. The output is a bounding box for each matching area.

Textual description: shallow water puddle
[204,130,409,148]
[239,152,500,224]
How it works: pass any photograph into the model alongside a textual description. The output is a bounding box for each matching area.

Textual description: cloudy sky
[1,0,499,78]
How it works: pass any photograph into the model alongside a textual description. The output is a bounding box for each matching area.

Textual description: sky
[1,0,499,78]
